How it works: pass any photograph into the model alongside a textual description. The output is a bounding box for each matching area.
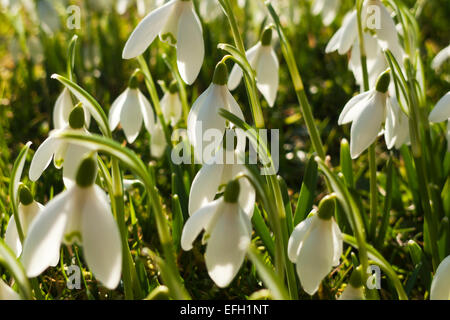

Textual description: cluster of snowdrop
[1,0,449,301]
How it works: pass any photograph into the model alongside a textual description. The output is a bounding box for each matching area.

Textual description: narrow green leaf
[293,155,317,225]
[171,195,184,252]
[340,138,354,188]
[251,206,275,259]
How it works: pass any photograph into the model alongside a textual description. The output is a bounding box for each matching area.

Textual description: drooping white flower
[188,146,255,217]
[325,10,358,55]
[187,62,246,163]
[429,91,450,152]
[312,0,339,26]
[0,279,21,300]
[29,105,94,187]
[21,157,122,290]
[150,119,168,158]
[53,88,91,130]
[109,75,155,144]
[228,28,279,107]
[5,186,42,257]
[161,81,182,127]
[181,180,252,288]
[384,96,410,150]
[122,0,204,85]
[338,70,391,158]
[288,195,343,295]
[431,44,450,71]
[430,255,450,300]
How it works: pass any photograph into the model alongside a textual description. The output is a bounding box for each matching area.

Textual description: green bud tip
[212,62,228,85]
[69,103,85,129]
[261,27,273,46]
[349,266,364,288]
[128,72,139,89]
[19,185,33,206]
[224,179,240,203]
[375,69,390,93]
[75,156,98,188]
[168,80,179,94]
[317,193,337,220]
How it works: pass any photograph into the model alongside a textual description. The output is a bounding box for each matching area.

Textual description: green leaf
[171,194,184,252]
[340,138,354,188]
[251,206,275,259]
[293,155,317,225]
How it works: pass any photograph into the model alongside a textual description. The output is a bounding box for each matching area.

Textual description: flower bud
[317,193,337,220]
[19,185,33,206]
[212,62,228,85]
[349,266,364,288]
[75,156,98,188]
[224,179,240,203]
[261,27,273,46]
[69,103,85,129]
[375,69,391,93]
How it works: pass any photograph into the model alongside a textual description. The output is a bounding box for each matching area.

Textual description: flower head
[122,0,204,85]
[109,74,155,144]
[29,104,95,187]
[338,267,365,300]
[53,88,90,130]
[161,81,182,127]
[288,194,343,295]
[187,62,246,163]
[181,179,252,288]
[22,157,122,289]
[228,27,279,107]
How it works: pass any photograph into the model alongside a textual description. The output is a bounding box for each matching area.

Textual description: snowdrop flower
[384,96,410,150]
[181,179,252,288]
[312,0,339,26]
[0,279,21,300]
[228,28,279,107]
[150,119,168,158]
[189,144,255,217]
[429,91,450,152]
[325,10,358,55]
[122,0,204,85]
[21,157,122,289]
[53,88,90,130]
[5,186,43,257]
[338,267,365,300]
[109,74,155,144]
[288,194,343,295]
[187,62,246,163]
[29,105,94,186]
[161,81,182,126]
[199,0,222,23]
[430,255,450,300]
[432,44,450,71]
[338,70,391,158]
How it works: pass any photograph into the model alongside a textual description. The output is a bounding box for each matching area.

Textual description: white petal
[337,11,357,54]
[122,0,177,59]
[176,2,204,84]
[432,44,450,70]
[63,141,94,187]
[81,186,122,289]
[331,218,343,266]
[256,46,279,107]
[429,92,450,123]
[109,88,128,131]
[384,98,397,149]
[350,93,385,158]
[338,284,365,300]
[447,121,450,153]
[138,90,155,132]
[21,190,70,277]
[297,217,335,295]
[228,43,261,90]
[0,279,21,300]
[150,121,167,158]
[161,92,181,126]
[29,136,59,181]
[181,199,221,251]
[120,88,144,143]
[188,163,224,216]
[338,91,371,125]
[53,88,73,129]
[5,216,21,257]
[233,165,255,217]
[430,255,450,300]
[205,203,251,288]
[287,216,313,262]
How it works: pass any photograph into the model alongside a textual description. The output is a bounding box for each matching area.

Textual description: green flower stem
[266,2,326,160]
[218,0,265,128]
[356,0,377,240]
